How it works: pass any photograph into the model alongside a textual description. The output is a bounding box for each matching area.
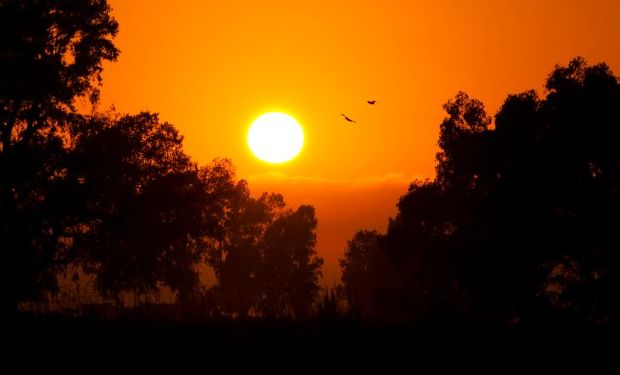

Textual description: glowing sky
[99,0,620,283]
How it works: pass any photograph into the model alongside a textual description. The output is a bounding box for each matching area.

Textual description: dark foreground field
[3,314,616,366]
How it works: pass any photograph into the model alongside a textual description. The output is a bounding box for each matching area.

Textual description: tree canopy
[0,0,119,313]
[206,189,323,319]
[341,57,619,325]
[0,0,323,318]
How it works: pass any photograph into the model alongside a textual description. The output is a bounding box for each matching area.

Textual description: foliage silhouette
[2,0,616,333]
[206,192,323,318]
[206,187,286,317]
[342,57,619,326]
[69,113,240,302]
[0,0,118,315]
[0,0,323,319]
[260,205,323,319]
[340,230,390,318]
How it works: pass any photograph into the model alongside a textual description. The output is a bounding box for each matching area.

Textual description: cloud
[247,171,425,189]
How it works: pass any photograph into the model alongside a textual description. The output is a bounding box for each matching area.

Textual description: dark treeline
[341,58,619,327]
[1,0,618,337]
[0,0,323,320]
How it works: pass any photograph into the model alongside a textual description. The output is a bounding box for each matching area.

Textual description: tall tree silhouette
[206,193,323,318]
[0,0,327,320]
[68,113,238,302]
[344,58,620,325]
[206,187,286,318]
[260,205,323,319]
[340,230,390,318]
[0,0,118,314]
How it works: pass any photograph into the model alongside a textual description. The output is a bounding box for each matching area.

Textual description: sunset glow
[248,112,304,163]
[2,0,618,346]
[98,0,620,282]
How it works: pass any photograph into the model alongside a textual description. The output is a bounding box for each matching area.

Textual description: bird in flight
[367,100,377,105]
[341,113,357,124]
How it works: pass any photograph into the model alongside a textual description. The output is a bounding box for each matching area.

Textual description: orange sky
[99,0,620,283]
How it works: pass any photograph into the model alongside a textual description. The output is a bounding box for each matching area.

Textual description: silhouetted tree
[1,0,326,320]
[382,179,467,322]
[348,57,619,326]
[206,187,285,318]
[206,193,323,318]
[340,230,390,318]
[0,0,118,314]
[260,205,323,319]
[68,113,238,302]
[436,91,493,190]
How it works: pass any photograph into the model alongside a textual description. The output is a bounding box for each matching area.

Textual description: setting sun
[248,112,304,163]
[3,0,620,349]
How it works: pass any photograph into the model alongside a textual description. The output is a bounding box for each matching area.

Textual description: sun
[248,112,304,163]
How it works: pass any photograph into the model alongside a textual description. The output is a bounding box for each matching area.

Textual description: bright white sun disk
[248,112,304,163]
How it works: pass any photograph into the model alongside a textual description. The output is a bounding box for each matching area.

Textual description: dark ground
[2,314,616,368]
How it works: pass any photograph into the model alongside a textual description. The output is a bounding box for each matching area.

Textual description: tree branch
[1,100,22,153]
[19,102,43,146]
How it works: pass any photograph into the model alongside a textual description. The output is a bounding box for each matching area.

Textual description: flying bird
[367,100,377,105]
[340,113,357,124]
